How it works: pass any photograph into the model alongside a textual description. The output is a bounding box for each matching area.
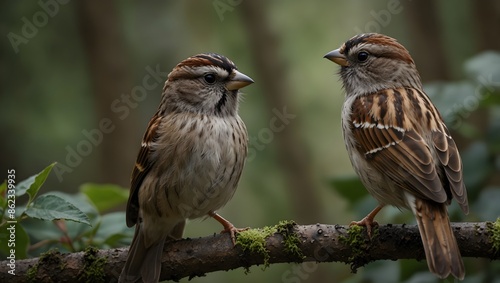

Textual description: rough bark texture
[1,222,498,282]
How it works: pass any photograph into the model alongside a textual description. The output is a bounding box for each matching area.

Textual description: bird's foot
[349,205,384,238]
[209,211,248,245]
[350,217,379,238]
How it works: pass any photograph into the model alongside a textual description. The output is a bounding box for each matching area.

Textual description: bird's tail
[414,198,465,280]
[118,221,185,283]
[119,223,164,283]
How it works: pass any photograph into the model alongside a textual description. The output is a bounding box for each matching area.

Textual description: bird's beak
[226,70,254,90]
[324,48,349,67]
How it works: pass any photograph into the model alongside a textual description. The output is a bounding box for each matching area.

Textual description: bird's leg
[350,205,384,238]
[209,211,248,245]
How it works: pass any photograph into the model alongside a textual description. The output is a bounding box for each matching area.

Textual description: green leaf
[31,191,100,240]
[21,218,74,254]
[0,222,29,260]
[93,212,132,247]
[21,217,63,242]
[479,89,500,106]
[424,81,477,130]
[46,191,99,217]
[16,163,56,205]
[330,175,367,205]
[24,194,91,226]
[80,183,129,213]
[63,217,96,240]
[464,51,500,84]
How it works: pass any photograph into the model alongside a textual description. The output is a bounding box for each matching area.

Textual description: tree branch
[1,222,498,282]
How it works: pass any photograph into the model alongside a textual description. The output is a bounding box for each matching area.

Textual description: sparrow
[324,33,468,280]
[119,53,253,283]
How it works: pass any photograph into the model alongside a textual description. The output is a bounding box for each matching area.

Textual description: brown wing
[432,122,468,213]
[126,112,162,227]
[350,88,467,205]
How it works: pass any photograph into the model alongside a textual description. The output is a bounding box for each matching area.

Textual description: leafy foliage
[24,194,91,225]
[0,163,131,260]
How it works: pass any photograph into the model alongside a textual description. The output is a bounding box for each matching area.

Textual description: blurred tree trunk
[472,1,500,187]
[404,0,451,82]
[472,1,500,51]
[239,0,324,224]
[77,1,137,187]
[239,4,333,281]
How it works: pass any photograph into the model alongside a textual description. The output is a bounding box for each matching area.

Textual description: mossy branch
[1,221,499,282]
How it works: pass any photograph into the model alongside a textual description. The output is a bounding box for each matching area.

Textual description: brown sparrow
[324,33,468,280]
[119,53,253,283]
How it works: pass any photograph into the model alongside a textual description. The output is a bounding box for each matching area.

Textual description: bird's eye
[203,74,216,84]
[357,51,369,62]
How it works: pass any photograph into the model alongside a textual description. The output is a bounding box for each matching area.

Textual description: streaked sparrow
[119,53,253,283]
[324,33,468,280]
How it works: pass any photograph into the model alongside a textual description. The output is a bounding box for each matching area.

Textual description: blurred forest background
[1,0,500,282]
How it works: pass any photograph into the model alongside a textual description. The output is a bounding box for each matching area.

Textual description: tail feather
[119,220,186,283]
[140,239,165,283]
[415,198,465,280]
[118,223,165,283]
